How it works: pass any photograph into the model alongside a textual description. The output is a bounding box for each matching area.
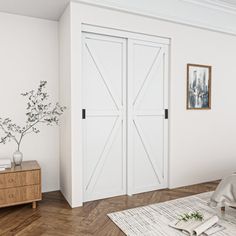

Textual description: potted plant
[0,81,66,165]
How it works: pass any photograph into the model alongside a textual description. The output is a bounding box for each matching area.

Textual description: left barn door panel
[82,33,127,202]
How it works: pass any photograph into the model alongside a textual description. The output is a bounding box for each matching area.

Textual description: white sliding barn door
[128,39,169,194]
[82,33,127,202]
[82,28,169,202]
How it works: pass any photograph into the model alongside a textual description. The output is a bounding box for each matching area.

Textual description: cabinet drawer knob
[9,194,14,198]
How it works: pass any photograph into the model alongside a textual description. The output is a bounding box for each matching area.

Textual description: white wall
[59,2,236,207]
[59,6,73,206]
[76,0,236,35]
[59,3,83,207]
[0,12,59,192]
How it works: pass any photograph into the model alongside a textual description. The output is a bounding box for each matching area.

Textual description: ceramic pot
[13,150,23,166]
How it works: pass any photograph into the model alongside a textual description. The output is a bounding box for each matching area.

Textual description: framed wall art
[187,64,211,110]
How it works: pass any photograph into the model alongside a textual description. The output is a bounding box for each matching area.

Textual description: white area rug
[108,192,236,235]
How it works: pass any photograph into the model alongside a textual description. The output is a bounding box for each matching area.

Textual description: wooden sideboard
[0,160,41,209]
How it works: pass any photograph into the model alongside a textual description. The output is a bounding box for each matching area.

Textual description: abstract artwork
[187,64,211,109]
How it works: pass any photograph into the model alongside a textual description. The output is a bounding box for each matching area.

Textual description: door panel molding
[85,41,121,109]
[85,116,122,192]
[133,119,162,183]
[133,48,164,108]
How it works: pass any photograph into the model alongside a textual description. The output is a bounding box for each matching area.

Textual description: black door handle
[82,109,86,119]
[165,109,168,119]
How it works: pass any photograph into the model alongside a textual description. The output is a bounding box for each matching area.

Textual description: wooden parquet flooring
[0,181,219,236]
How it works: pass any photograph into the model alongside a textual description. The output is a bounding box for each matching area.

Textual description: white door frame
[82,24,170,45]
[81,24,170,203]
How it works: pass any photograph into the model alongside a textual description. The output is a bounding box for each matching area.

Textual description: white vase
[13,150,23,166]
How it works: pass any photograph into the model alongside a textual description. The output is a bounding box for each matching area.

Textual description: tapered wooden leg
[32,201,37,209]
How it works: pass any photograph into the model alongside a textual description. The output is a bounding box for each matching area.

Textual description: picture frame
[187,64,211,110]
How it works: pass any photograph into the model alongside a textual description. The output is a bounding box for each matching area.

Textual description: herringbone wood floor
[0,181,219,236]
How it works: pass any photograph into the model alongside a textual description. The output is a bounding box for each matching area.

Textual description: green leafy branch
[178,211,204,222]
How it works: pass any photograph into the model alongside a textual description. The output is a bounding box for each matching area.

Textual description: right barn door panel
[128,39,169,194]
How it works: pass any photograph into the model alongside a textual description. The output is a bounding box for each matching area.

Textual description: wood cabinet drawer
[0,185,41,206]
[0,170,40,189]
